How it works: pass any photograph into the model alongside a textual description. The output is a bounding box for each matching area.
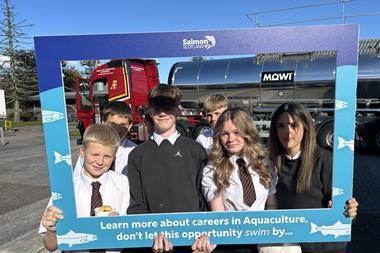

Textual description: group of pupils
[40,84,358,253]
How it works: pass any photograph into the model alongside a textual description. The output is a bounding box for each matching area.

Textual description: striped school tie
[90,181,103,216]
[90,181,106,253]
[236,158,256,206]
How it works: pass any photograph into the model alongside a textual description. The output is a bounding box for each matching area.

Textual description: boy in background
[196,94,228,154]
[40,124,130,252]
[74,101,136,176]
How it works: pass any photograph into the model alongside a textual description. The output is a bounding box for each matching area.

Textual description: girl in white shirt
[195,108,277,253]
[202,107,277,212]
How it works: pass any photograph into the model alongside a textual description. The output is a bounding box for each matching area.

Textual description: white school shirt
[202,155,277,211]
[195,128,213,154]
[151,131,180,145]
[39,170,130,252]
[73,138,136,176]
[285,150,301,160]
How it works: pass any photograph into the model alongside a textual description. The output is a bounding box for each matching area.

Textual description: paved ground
[0,125,79,253]
[0,125,379,253]
[349,153,380,253]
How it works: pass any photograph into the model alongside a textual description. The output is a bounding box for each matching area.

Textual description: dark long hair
[268,103,316,193]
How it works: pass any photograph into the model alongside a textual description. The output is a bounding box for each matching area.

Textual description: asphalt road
[0,125,79,253]
[0,125,379,253]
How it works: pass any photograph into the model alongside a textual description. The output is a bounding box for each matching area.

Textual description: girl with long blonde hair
[194,108,277,253]
[203,107,277,212]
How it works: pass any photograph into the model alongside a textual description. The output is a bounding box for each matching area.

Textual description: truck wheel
[363,121,380,153]
[317,121,334,151]
[192,123,211,139]
[372,129,380,152]
[176,124,187,137]
[176,121,191,137]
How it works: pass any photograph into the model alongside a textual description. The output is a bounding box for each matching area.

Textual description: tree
[80,60,100,79]
[62,61,81,92]
[0,50,38,118]
[14,49,38,94]
[0,0,34,122]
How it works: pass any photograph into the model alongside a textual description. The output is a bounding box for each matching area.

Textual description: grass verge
[3,120,42,128]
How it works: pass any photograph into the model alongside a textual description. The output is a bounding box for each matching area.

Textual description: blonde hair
[203,94,228,113]
[268,103,316,193]
[82,124,120,153]
[209,108,272,194]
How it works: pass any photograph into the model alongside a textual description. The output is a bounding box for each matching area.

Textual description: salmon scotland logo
[183,35,216,50]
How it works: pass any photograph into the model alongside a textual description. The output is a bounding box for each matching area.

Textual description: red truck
[75,59,159,143]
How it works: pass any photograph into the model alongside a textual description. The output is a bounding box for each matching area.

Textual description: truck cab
[75,59,160,143]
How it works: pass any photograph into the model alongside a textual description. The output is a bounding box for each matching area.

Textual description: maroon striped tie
[89,182,106,253]
[236,158,256,206]
[90,181,103,216]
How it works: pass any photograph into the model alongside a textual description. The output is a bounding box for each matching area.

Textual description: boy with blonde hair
[73,101,136,176]
[39,124,130,252]
[196,94,228,154]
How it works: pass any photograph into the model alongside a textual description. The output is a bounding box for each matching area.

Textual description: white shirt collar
[119,138,135,148]
[229,155,248,165]
[120,138,128,147]
[80,168,109,188]
[205,128,213,137]
[285,150,302,160]
[151,131,180,145]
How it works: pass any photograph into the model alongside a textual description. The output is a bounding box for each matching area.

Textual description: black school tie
[236,158,256,206]
[160,139,172,146]
[90,181,103,216]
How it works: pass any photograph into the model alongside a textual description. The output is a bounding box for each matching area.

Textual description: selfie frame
[34,24,358,250]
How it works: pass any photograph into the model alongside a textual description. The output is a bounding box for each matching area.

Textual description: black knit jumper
[127,136,208,214]
[276,147,347,253]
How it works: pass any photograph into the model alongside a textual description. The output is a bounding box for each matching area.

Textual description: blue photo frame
[34,24,358,250]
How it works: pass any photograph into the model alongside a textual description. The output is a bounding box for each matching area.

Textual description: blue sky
[5,0,380,80]
[12,0,380,38]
